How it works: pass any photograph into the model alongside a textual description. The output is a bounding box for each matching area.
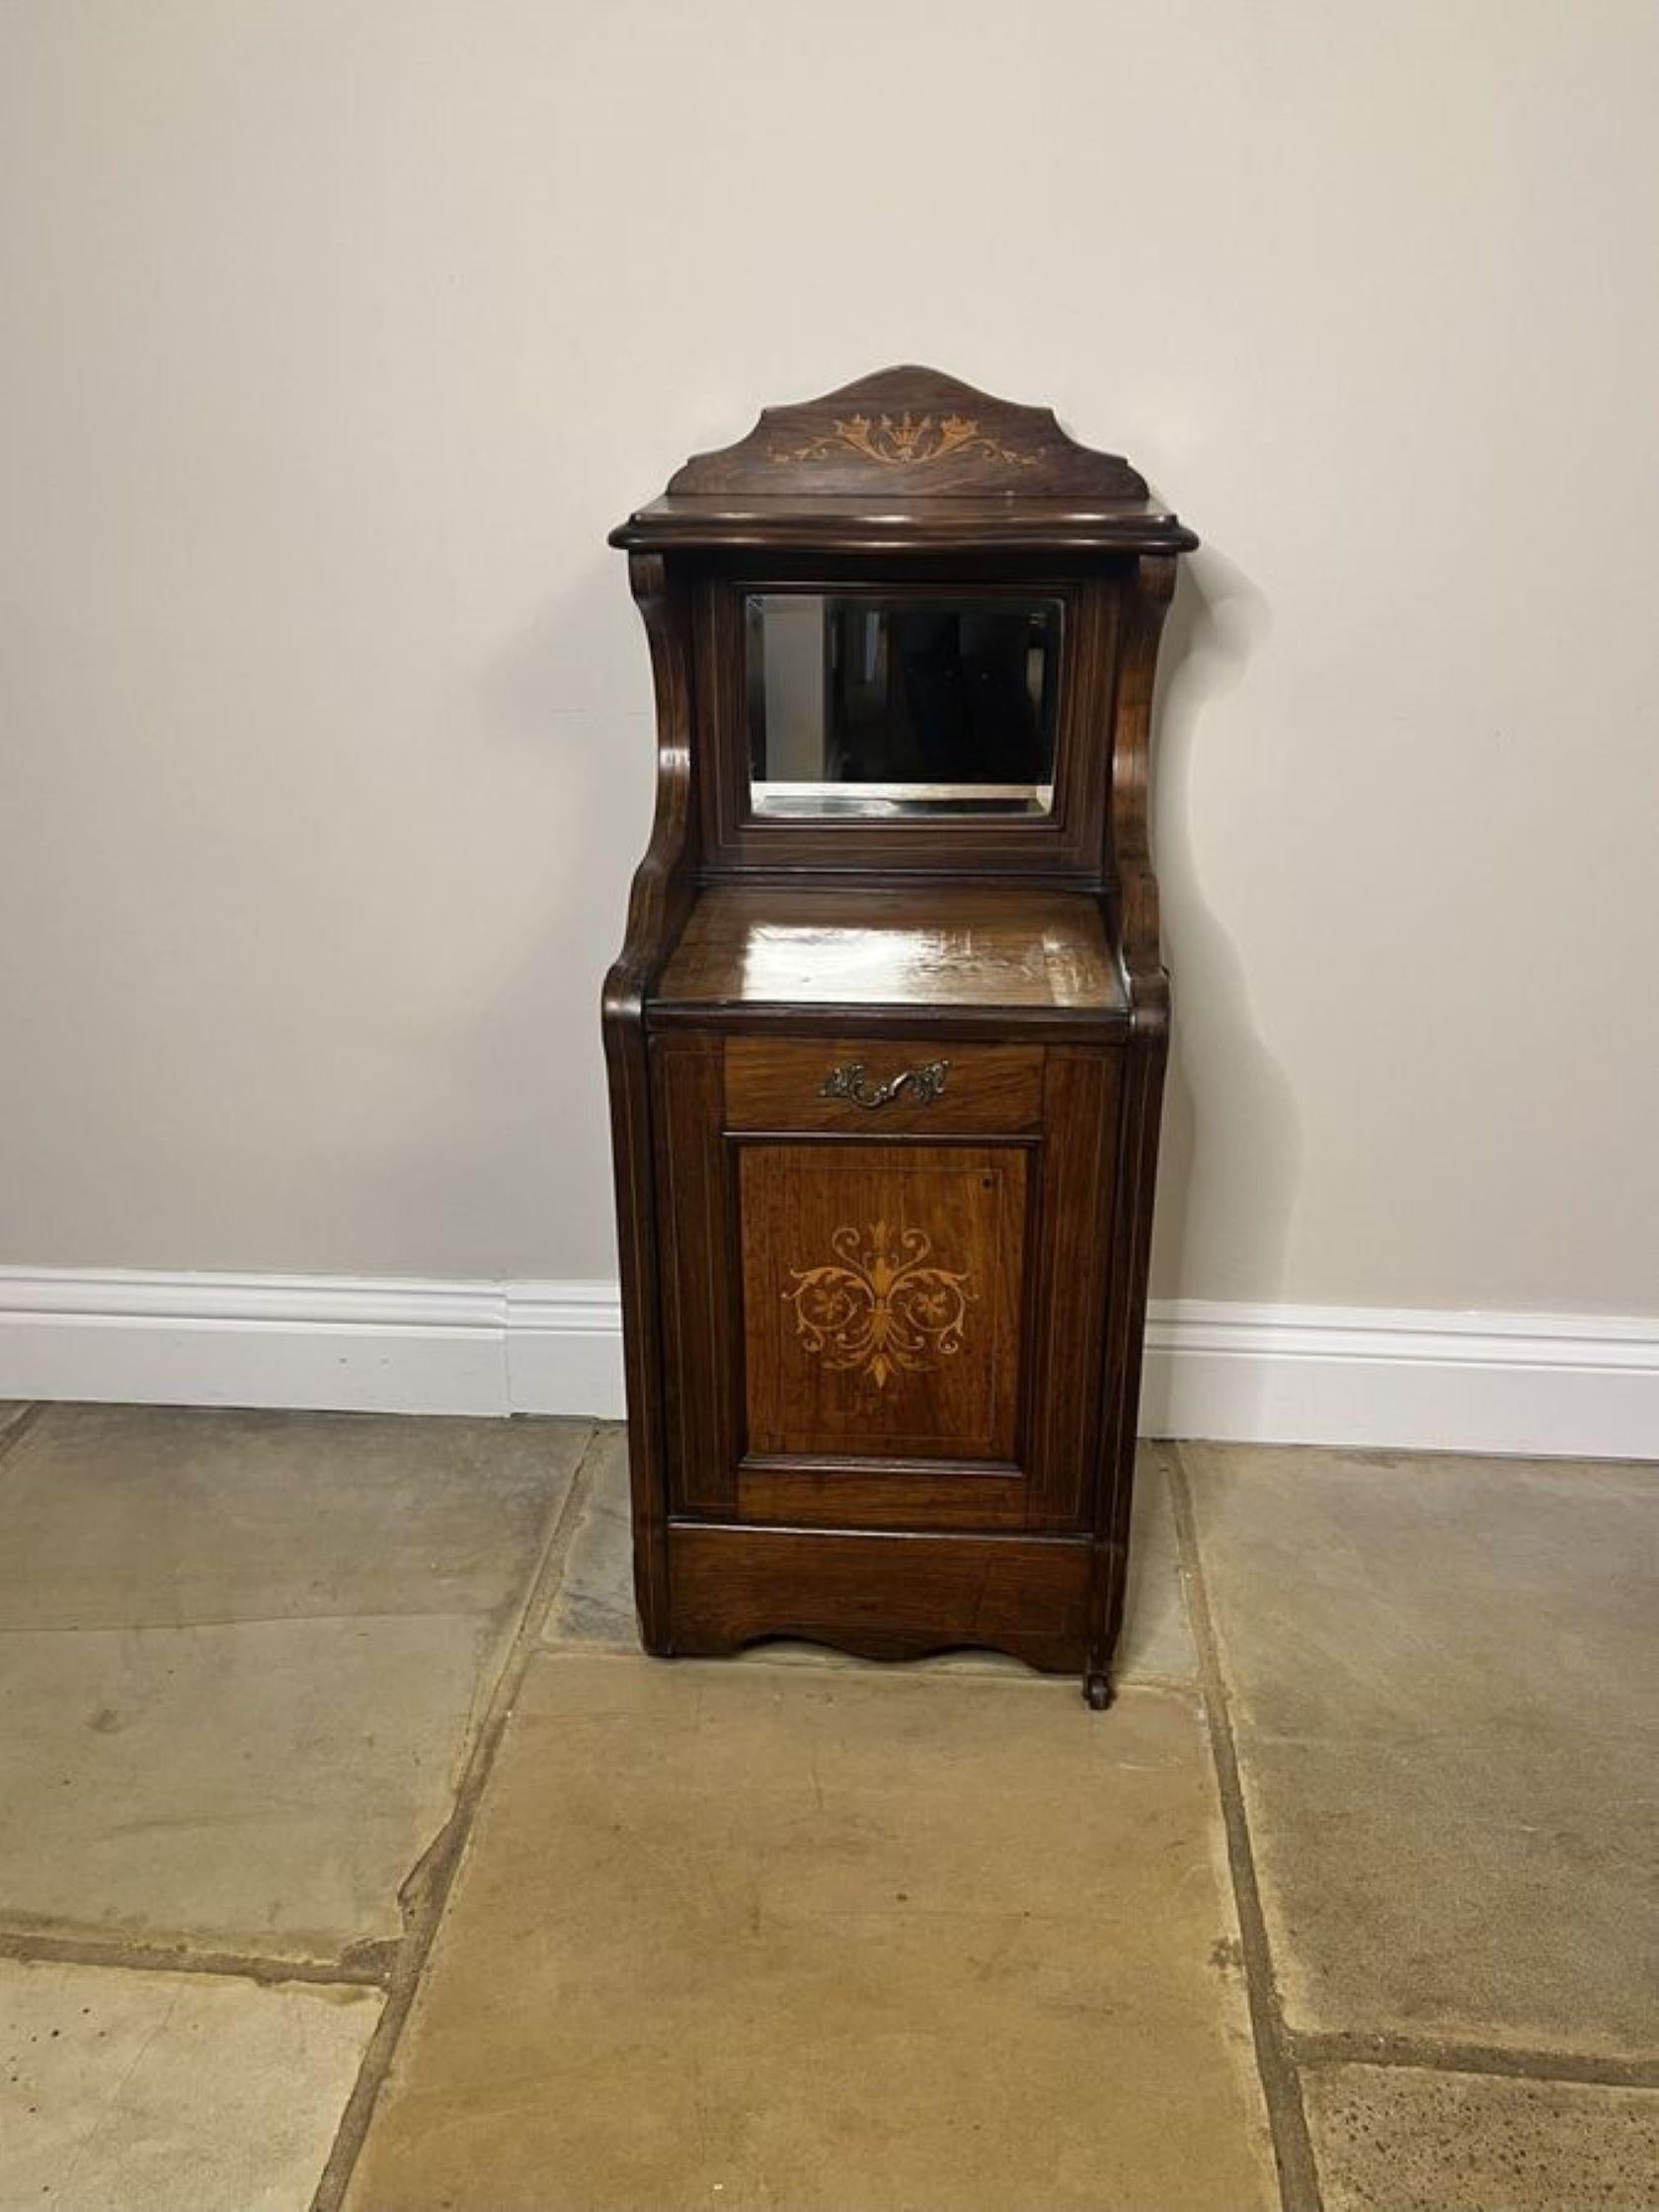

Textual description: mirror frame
[695,567,1120,878]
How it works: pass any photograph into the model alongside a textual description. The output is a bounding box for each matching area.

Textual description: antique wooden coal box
[602,367,1196,1705]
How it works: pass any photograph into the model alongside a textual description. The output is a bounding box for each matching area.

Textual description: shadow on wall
[467,561,652,1278]
[1148,544,1302,1330]
[279,561,639,1284]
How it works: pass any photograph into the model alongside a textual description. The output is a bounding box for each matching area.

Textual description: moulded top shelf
[610,493,1196,558]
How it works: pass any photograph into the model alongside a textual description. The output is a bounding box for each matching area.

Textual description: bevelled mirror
[744,592,1062,818]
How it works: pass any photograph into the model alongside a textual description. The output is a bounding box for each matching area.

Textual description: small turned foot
[1083,1671,1114,1711]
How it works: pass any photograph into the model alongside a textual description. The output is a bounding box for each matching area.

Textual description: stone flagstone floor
[0,1399,1652,2209]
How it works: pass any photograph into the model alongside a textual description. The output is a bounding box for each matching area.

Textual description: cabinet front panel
[652,1032,1121,1537]
[740,1142,1027,1464]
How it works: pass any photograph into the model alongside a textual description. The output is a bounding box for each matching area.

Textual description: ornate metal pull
[819,1059,951,1111]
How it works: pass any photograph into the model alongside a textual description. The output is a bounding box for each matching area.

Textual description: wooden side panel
[1090,1024,1169,1679]
[726,1035,1043,1134]
[602,1009,670,1641]
[651,1034,739,1517]
[739,1143,1027,1464]
[600,553,700,1651]
[1087,554,1178,1685]
[1024,1048,1121,1530]
[667,1522,1090,1674]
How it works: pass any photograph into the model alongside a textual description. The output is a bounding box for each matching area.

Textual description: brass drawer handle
[819,1059,951,1111]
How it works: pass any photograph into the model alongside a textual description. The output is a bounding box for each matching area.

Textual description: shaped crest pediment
[666,365,1149,501]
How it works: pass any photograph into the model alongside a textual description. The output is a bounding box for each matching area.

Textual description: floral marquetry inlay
[772,412,1036,470]
[783,1222,976,1389]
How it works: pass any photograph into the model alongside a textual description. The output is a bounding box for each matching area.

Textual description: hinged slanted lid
[609,366,1197,556]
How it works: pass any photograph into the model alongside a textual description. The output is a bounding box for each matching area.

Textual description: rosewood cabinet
[602,368,1196,1705]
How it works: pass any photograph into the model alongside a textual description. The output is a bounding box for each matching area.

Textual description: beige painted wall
[3,1,1656,1314]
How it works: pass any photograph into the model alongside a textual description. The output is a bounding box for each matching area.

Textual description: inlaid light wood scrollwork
[646,366,1164,508]
[783,1222,975,1389]
[772,412,1036,470]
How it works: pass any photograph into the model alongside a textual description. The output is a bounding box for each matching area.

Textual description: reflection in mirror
[746,594,1061,818]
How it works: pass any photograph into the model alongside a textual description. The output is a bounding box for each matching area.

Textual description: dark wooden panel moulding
[602,366,1196,1705]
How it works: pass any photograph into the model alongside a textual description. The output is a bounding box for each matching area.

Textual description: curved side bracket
[1109,554,1178,1032]
[601,553,698,1030]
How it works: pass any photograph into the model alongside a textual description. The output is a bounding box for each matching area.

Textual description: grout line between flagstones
[0,1402,44,1467]
[0,1416,601,2004]
[1168,1444,1659,2130]
[1289,2027,1659,2091]
[1167,1443,1324,2212]
[307,1418,608,2212]
[0,1926,394,1990]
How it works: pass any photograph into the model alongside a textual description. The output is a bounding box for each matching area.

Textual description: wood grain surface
[661,887,1125,1016]
[666,1522,1091,1672]
[740,1143,1027,1465]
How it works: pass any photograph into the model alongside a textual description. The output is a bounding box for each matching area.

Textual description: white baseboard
[0,1271,625,1420]
[0,1269,1653,1459]
[1140,1302,1659,1461]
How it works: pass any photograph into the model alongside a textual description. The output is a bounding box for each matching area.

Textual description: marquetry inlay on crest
[771,412,1036,471]
[660,366,1150,502]
[783,1222,975,1389]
